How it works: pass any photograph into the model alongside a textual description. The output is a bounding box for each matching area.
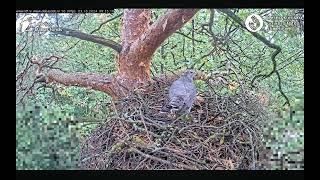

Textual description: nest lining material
[79,72,269,170]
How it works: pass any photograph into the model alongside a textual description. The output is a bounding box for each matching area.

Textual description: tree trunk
[115,9,199,97]
[40,9,199,99]
[117,9,152,89]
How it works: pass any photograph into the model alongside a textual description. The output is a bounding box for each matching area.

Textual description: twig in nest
[80,74,268,170]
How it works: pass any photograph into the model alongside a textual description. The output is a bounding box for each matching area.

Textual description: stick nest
[79,72,270,170]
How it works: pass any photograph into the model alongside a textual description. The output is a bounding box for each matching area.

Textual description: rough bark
[116,9,199,89]
[46,9,199,99]
[116,9,152,87]
[46,69,133,98]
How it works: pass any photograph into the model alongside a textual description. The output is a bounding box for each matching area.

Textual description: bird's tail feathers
[160,96,183,113]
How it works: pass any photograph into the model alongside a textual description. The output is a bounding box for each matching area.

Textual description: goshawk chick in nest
[161,69,197,116]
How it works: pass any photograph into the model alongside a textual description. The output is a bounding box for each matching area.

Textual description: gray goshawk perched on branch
[161,70,197,115]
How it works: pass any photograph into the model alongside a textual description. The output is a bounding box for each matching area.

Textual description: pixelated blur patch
[263,94,304,170]
[16,104,81,169]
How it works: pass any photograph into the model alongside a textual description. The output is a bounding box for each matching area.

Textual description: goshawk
[161,70,197,115]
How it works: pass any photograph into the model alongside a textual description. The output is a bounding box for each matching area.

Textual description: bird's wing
[164,76,197,114]
[166,79,189,111]
[169,80,187,98]
[189,86,197,105]
[182,82,197,112]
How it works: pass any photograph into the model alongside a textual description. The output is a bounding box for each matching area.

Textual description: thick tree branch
[133,9,199,57]
[116,9,198,86]
[27,10,199,100]
[54,28,122,53]
[46,69,120,98]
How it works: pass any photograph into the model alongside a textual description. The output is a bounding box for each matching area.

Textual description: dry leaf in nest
[132,134,150,146]
[219,136,225,145]
[197,109,204,114]
[196,72,208,80]
[211,116,223,123]
[224,159,235,170]
[196,95,205,103]
[195,95,205,106]
[228,82,239,91]
[256,91,269,106]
